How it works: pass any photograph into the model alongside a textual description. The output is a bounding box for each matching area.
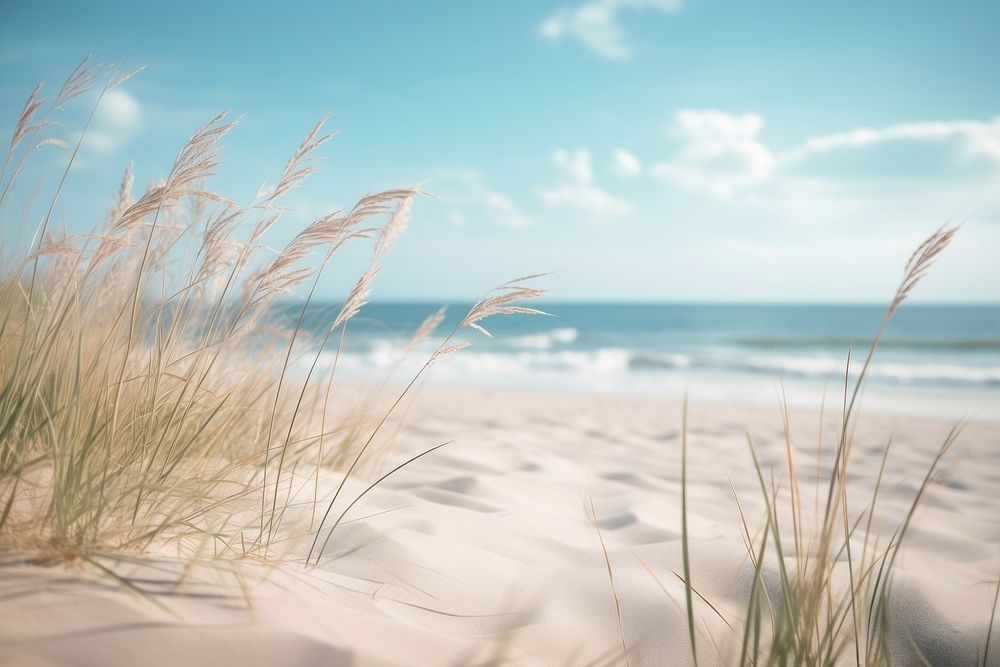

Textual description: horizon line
[282,298,1000,307]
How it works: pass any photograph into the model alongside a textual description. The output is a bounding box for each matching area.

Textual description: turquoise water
[283,302,1000,419]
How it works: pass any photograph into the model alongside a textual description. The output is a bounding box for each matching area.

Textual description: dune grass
[662,225,1000,665]
[0,59,545,566]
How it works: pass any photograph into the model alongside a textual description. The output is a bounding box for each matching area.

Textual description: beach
[3,386,998,666]
[2,9,999,664]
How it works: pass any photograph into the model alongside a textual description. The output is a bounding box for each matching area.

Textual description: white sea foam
[743,354,1000,385]
[444,348,632,375]
[310,339,1000,389]
[510,327,579,349]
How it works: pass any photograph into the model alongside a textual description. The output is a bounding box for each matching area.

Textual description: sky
[1,0,999,303]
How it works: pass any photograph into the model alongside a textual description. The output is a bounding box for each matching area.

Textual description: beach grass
[660,225,1000,665]
[0,59,545,567]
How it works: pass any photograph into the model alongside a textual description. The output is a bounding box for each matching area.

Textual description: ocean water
[284,302,1000,420]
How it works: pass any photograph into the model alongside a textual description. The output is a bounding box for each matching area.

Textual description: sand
[2,386,998,666]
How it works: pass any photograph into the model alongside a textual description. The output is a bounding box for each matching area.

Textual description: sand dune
[2,387,998,665]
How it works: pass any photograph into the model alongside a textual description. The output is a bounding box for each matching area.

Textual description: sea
[284,302,1000,421]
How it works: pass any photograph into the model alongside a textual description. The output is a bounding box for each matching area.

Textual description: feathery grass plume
[2,58,101,193]
[35,137,71,151]
[23,59,118,293]
[373,194,415,259]
[23,241,81,263]
[332,266,378,331]
[652,225,965,665]
[460,274,550,338]
[4,83,45,168]
[197,207,244,283]
[410,306,447,347]
[53,56,103,108]
[0,56,100,205]
[427,341,470,366]
[246,215,343,310]
[260,113,336,207]
[1,57,106,217]
[895,225,959,310]
[110,162,134,222]
[109,66,146,91]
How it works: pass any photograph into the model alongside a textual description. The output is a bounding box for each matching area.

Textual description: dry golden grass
[0,59,545,567]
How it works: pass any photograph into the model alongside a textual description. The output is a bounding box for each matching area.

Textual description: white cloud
[611,148,642,177]
[430,170,532,228]
[539,147,633,218]
[777,116,1000,165]
[84,89,142,155]
[540,0,683,60]
[652,110,775,198]
[552,147,594,183]
[652,110,1000,199]
[538,184,633,217]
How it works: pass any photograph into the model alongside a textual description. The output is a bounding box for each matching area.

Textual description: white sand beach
[3,386,998,666]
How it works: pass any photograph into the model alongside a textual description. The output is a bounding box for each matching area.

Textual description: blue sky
[1,0,998,302]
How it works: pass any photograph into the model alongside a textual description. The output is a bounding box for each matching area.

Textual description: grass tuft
[0,61,545,568]
[630,225,991,665]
